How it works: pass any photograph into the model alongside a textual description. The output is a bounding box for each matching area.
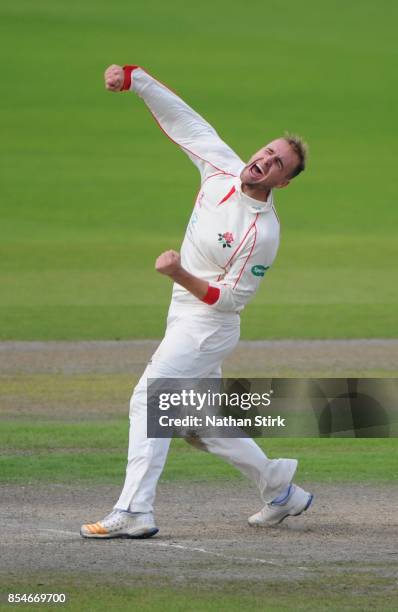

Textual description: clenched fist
[104,64,124,92]
[155,250,182,277]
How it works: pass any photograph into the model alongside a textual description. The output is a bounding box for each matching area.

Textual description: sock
[271,483,293,505]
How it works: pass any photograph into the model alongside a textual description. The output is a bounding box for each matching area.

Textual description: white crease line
[153,541,308,569]
[36,531,309,571]
[155,542,280,566]
[39,528,77,537]
[39,529,277,563]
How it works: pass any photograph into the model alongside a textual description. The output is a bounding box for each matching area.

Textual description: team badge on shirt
[218,232,234,248]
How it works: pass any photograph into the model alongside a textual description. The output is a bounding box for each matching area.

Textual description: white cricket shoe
[80,510,158,539]
[248,485,313,527]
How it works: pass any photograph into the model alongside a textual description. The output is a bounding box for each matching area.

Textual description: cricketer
[80,64,313,539]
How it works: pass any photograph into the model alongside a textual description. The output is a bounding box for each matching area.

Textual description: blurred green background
[1,0,397,339]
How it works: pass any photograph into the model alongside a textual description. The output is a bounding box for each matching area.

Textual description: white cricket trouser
[115,303,297,513]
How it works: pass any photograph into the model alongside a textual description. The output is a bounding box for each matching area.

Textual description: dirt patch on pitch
[1,340,398,421]
[1,482,397,587]
[1,339,398,377]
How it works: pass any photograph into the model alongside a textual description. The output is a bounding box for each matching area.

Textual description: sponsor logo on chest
[251,264,270,277]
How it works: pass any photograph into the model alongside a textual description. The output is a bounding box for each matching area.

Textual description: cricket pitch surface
[1,340,398,592]
[1,481,398,586]
[1,339,398,377]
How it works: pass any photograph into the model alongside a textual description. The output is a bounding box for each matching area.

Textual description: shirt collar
[233,176,274,214]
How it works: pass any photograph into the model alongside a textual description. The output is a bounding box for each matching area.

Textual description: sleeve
[201,221,279,313]
[122,65,244,183]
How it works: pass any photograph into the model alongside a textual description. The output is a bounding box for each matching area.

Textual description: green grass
[1,0,397,339]
[1,421,397,484]
[0,374,135,414]
[1,573,397,612]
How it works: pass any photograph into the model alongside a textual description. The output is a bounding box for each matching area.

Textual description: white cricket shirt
[126,67,280,314]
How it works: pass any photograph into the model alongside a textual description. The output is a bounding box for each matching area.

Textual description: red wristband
[201,285,220,305]
[121,65,139,91]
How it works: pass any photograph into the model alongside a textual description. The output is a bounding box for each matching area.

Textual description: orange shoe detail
[84,522,109,535]
[92,522,109,535]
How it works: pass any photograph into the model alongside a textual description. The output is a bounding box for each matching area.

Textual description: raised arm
[104,64,243,182]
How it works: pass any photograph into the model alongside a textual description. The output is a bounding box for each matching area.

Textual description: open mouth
[249,162,266,180]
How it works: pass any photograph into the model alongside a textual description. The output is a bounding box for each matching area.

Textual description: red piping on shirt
[129,67,239,176]
[224,217,257,269]
[193,172,227,207]
[201,285,221,305]
[205,171,227,183]
[217,186,236,206]
[147,108,233,174]
[233,216,258,289]
[131,66,185,97]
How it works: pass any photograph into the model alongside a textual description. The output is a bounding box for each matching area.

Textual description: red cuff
[201,285,220,305]
[121,65,139,91]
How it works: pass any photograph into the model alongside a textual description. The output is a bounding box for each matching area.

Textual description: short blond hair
[283,132,308,178]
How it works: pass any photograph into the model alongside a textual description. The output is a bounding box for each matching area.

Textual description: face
[240,138,299,191]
